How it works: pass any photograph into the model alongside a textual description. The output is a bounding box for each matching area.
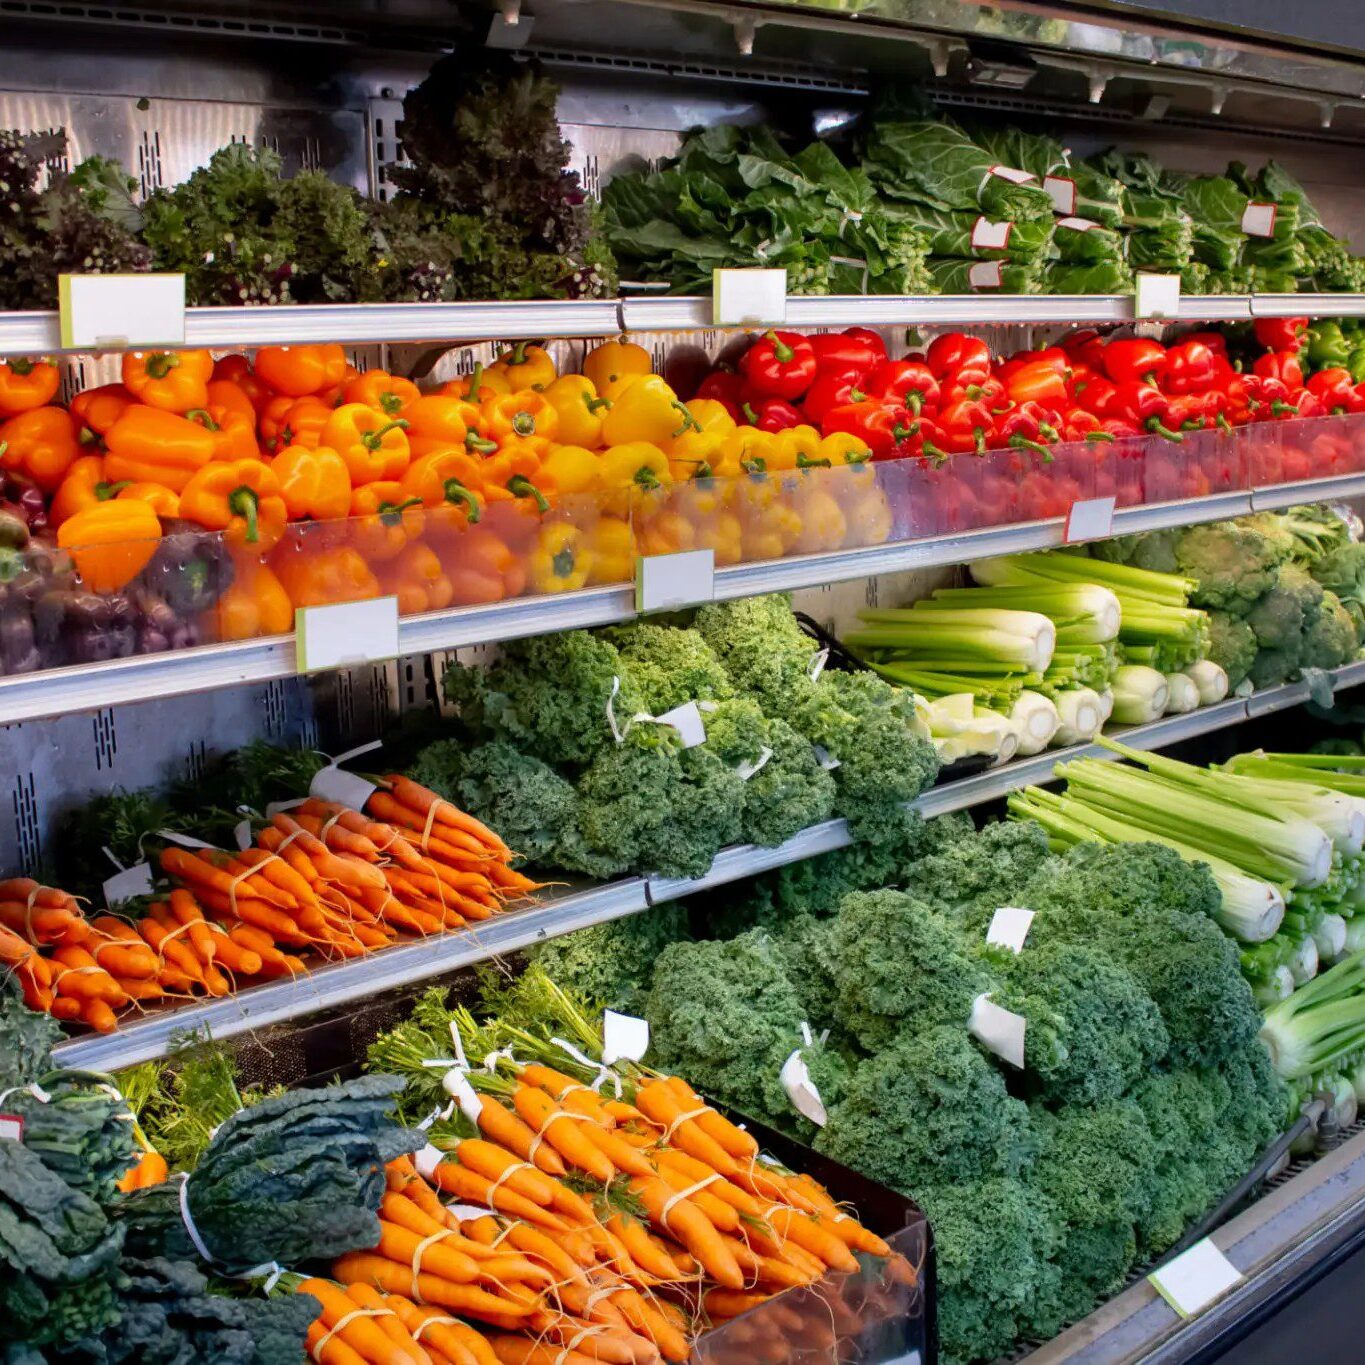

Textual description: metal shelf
[8,473,1364,727]
[7,294,1365,355]
[53,662,1363,1072]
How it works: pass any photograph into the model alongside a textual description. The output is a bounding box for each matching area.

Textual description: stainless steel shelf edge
[54,670,1355,1072]
[7,294,1365,355]
[51,876,653,1071]
[1253,472,1365,510]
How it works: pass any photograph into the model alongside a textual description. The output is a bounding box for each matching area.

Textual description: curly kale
[990,940,1169,1106]
[770,912,842,1029]
[1175,519,1294,615]
[830,890,985,1050]
[528,902,690,1013]
[818,1026,1036,1190]
[444,631,641,768]
[740,715,837,847]
[1207,610,1259,687]
[914,1178,1062,1365]
[407,737,576,866]
[601,623,733,713]
[694,594,821,713]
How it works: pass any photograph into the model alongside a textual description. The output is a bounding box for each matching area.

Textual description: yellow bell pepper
[600,375,699,448]
[599,441,672,515]
[820,431,874,466]
[742,500,803,562]
[637,507,697,557]
[769,424,824,472]
[587,516,636,585]
[716,427,774,479]
[538,444,602,499]
[529,521,592,593]
[693,509,744,566]
[794,484,848,553]
[490,342,557,391]
[543,375,611,448]
[583,338,652,399]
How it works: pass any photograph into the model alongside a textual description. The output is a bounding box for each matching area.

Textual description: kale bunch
[116,1075,419,1273]
[601,623,734,714]
[385,52,611,301]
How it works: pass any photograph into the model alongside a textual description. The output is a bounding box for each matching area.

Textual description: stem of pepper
[1271,401,1299,417]
[796,453,832,469]
[379,392,404,416]
[670,403,702,437]
[741,458,767,475]
[95,481,132,501]
[1216,413,1233,433]
[8,358,34,376]
[1083,431,1115,443]
[145,352,179,380]
[764,331,794,364]
[586,396,611,413]
[362,419,409,450]
[506,474,550,513]
[512,411,537,437]
[227,486,260,543]
[185,408,219,431]
[466,432,498,455]
[1144,418,1185,443]
[465,364,485,397]
[552,546,577,579]
[1009,435,1051,455]
[377,496,422,527]
[442,479,481,524]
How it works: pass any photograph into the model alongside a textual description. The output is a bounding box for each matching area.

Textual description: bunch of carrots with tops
[318,972,915,1365]
[0,774,536,1035]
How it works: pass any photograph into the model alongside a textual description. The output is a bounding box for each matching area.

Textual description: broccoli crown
[693,594,820,711]
[1247,639,1302,690]
[407,738,576,865]
[601,622,734,714]
[990,940,1170,1106]
[443,630,641,767]
[1246,562,1322,650]
[905,819,1059,931]
[1309,541,1365,614]
[911,1177,1062,1365]
[646,930,809,1126]
[1301,589,1359,670]
[1206,610,1259,687]
[528,902,690,1013]
[817,1025,1035,1190]
[1176,520,1292,614]
[738,715,837,848]
[830,890,985,1049]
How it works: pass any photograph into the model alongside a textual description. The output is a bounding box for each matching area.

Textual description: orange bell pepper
[274,443,352,522]
[208,553,294,641]
[179,458,286,548]
[405,395,473,456]
[104,406,214,492]
[490,342,557,391]
[439,364,508,404]
[122,349,213,413]
[204,378,259,425]
[213,354,274,412]
[344,369,420,417]
[254,344,347,398]
[483,390,559,445]
[0,358,60,416]
[187,405,260,462]
[319,362,360,408]
[273,542,381,608]
[442,526,524,604]
[117,482,181,520]
[51,456,114,527]
[378,541,454,615]
[0,407,83,492]
[271,396,333,452]
[257,394,296,455]
[57,499,162,593]
[348,481,425,563]
[323,403,411,484]
[70,384,136,439]
[399,448,485,540]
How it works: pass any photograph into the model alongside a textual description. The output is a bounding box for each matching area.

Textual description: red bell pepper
[1073,373,1118,419]
[1307,368,1365,415]
[696,369,745,408]
[1164,339,1220,394]
[1253,316,1309,353]
[864,360,940,413]
[1182,330,1231,359]
[994,402,1059,455]
[898,416,949,461]
[809,330,882,380]
[1103,337,1168,386]
[801,373,870,424]
[739,331,818,400]
[1060,408,1114,443]
[1166,392,1212,432]
[743,397,804,431]
[939,397,994,454]
[926,333,991,383]
[1060,330,1108,371]
[1289,387,1326,420]
[821,401,914,459]
[1253,351,1304,390]
[1254,374,1301,419]
[1003,358,1069,407]
[941,374,1007,410]
[1110,379,1184,441]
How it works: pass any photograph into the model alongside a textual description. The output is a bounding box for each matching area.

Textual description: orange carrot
[487,1338,597,1365]
[299,1276,422,1365]
[662,1076,758,1159]
[606,1215,686,1281]
[386,1296,490,1365]
[470,1094,566,1177]
[375,1220,482,1285]
[608,1290,690,1363]
[305,1319,369,1365]
[627,1175,743,1290]
[634,1082,738,1179]
[51,944,127,1005]
[343,1283,435,1365]
[430,1163,569,1233]
[455,1140,558,1206]
[333,1253,533,1322]
[512,1087,614,1183]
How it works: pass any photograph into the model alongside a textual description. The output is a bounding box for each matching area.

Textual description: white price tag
[1149,1239,1243,1317]
[654,701,707,750]
[233,819,253,852]
[602,1010,650,1065]
[969,994,1027,1069]
[103,862,154,908]
[987,907,1036,954]
[780,1049,828,1127]
[635,549,715,614]
[1134,273,1181,320]
[310,765,379,810]
[1241,203,1277,238]
[0,1116,23,1142]
[1065,495,1116,543]
[807,648,829,683]
[968,261,1003,290]
[441,1068,485,1125]
[970,217,1013,252]
[736,746,773,781]
[296,595,400,674]
[1056,216,1098,233]
[414,1143,446,1179]
[1043,175,1077,214]
[988,164,1036,185]
[712,268,788,326]
[158,829,218,851]
[59,273,186,350]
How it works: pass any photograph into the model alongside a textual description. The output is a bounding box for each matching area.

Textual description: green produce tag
[1148,1239,1242,1317]
[59,273,186,350]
